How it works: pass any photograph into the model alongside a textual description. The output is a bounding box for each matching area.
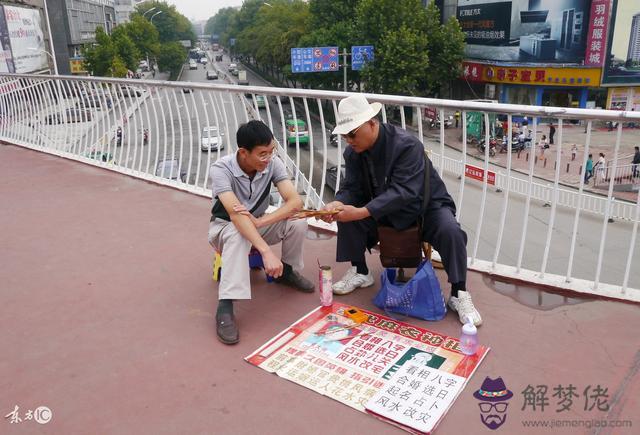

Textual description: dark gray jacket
[335,123,456,230]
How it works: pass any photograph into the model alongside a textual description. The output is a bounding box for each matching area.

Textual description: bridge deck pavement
[1,144,637,434]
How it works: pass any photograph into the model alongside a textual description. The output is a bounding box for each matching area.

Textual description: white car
[228,63,237,72]
[200,57,208,65]
[201,126,225,152]
[189,60,197,70]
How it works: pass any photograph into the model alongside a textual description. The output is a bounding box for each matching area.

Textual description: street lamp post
[142,7,157,19]
[150,10,163,24]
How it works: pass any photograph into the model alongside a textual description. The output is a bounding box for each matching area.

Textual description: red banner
[462,62,484,82]
[585,0,612,67]
[465,164,496,185]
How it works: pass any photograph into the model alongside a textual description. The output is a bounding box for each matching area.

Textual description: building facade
[114,0,134,25]
[46,0,116,75]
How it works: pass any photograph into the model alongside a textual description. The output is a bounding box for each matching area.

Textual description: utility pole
[342,48,349,92]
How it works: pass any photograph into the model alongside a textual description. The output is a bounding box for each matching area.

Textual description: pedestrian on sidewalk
[584,154,594,184]
[455,110,460,128]
[596,153,606,182]
[539,135,549,158]
[571,144,578,161]
[632,146,640,178]
[549,123,556,145]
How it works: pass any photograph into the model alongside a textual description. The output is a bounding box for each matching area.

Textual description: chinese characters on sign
[461,62,601,87]
[246,303,490,434]
[291,47,339,73]
[521,384,610,413]
[465,164,496,186]
[584,0,611,67]
[367,363,465,433]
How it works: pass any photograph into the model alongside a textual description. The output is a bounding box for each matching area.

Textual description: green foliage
[203,0,465,96]
[157,42,186,77]
[205,7,237,43]
[82,27,117,76]
[111,26,139,71]
[134,1,196,44]
[122,15,160,61]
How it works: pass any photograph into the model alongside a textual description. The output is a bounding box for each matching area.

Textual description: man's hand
[335,205,369,222]
[319,201,344,223]
[233,204,263,228]
[261,249,283,278]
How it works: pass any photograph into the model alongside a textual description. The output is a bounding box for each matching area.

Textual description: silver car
[201,126,225,152]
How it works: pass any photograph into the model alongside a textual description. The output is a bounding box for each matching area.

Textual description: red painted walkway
[1,144,638,434]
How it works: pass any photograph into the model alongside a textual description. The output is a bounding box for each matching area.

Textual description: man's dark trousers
[336,206,467,284]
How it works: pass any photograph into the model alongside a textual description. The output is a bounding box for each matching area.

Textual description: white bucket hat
[332,94,382,135]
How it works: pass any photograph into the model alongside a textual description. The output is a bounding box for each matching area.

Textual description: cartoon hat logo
[473,377,513,430]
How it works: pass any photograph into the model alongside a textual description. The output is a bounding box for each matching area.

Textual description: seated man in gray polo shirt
[208,120,314,345]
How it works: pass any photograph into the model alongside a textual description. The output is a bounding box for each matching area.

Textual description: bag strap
[419,151,430,228]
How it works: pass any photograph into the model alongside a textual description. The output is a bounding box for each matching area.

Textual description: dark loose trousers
[336,206,467,284]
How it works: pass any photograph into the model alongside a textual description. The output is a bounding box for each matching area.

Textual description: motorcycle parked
[478,137,497,157]
[499,135,528,153]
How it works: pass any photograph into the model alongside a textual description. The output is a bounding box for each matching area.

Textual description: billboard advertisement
[602,0,640,85]
[2,6,48,74]
[457,0,591,63]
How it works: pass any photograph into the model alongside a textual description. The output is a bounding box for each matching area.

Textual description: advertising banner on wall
[462,61,601,86]
[457,0,591,64]
[0,6,48,74]
[584,0,612,66]
[602,0,640,85]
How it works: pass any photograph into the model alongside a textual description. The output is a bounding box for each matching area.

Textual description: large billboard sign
[602,0,640,85]
[0,6,48,74]
[457,0,591,64]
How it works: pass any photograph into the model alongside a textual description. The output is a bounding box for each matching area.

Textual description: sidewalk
[426,122,640,202]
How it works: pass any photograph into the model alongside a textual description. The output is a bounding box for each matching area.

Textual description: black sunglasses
[341,123,364,139]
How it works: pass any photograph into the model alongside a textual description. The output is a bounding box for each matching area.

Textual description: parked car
[86,150,115,164]
[325,164,346,192]
[117,85,144,97]
[206,70,218,80]
[285,118,309,146]
[200,126,225,152]
[77,94,112,109]
[189,60,197,70]
[155,159,186,182]
[200,57,208,65]
[45,108,93,124]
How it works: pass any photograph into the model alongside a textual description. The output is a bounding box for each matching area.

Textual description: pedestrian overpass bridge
[1,73,638,434]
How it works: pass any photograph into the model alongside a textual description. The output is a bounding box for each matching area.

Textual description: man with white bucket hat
[319,94,482,326]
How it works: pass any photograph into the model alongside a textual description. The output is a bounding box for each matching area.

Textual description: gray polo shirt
[210,151,288,219]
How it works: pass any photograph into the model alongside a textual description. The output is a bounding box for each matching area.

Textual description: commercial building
[453,0,609,113]
[46,0,116,75]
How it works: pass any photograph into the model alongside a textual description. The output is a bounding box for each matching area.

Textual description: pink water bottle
[460,316,478,356]
[319,265,333,306]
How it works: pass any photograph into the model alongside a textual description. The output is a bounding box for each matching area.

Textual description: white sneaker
[332,267,375,295]
[448,291,483,326]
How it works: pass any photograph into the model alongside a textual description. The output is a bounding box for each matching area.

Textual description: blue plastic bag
[373,260,446,321]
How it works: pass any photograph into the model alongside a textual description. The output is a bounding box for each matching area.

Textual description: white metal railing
[1,73,638,302]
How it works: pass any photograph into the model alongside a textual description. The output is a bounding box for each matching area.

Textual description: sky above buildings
[164,0,244,22]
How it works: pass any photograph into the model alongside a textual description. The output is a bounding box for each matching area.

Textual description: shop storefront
[462,62,602,114]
